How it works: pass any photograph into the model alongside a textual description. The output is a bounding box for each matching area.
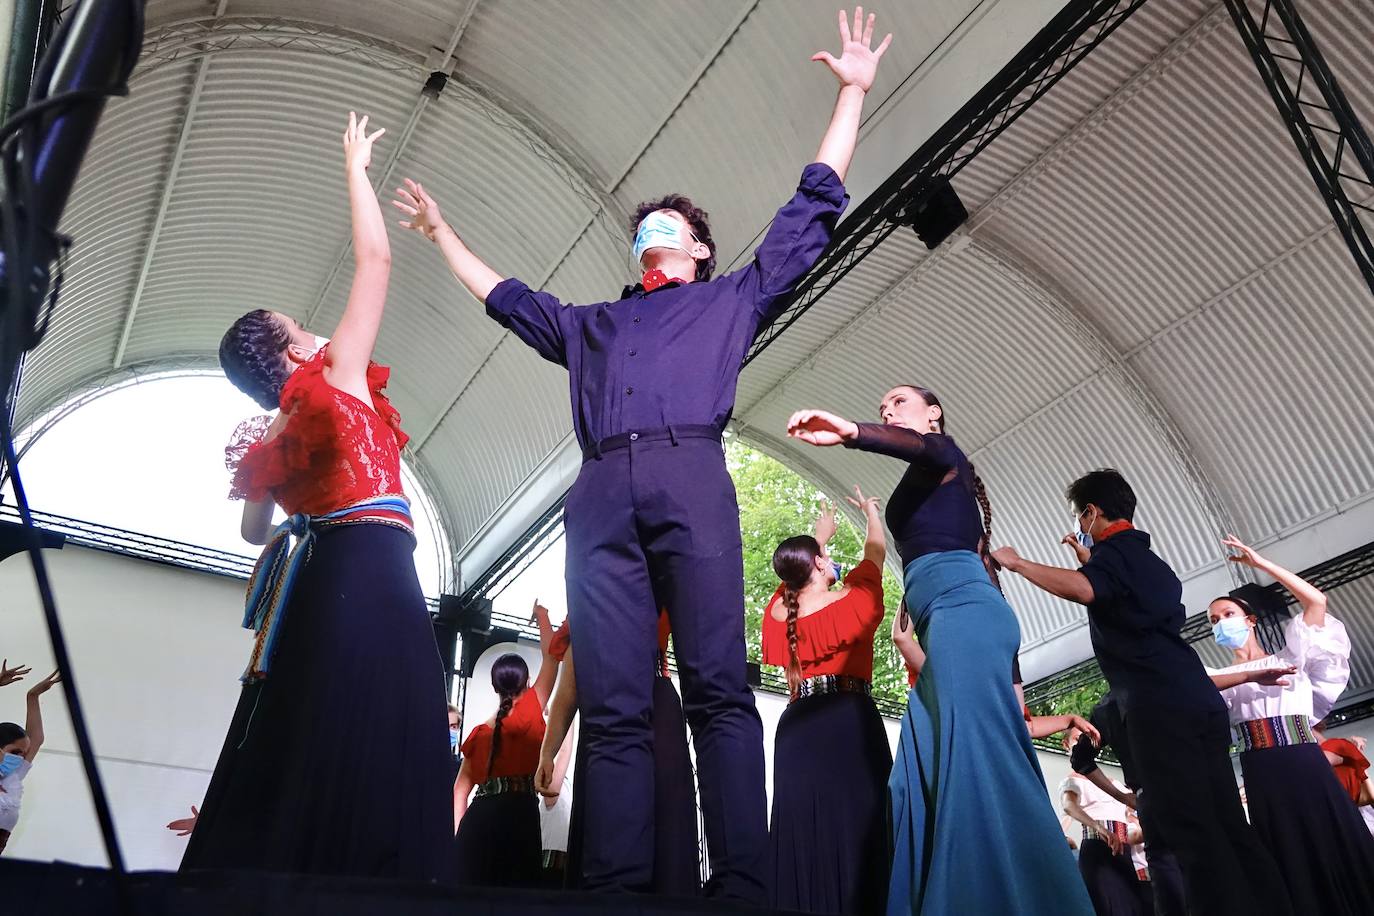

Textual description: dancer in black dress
[185,114,451,881]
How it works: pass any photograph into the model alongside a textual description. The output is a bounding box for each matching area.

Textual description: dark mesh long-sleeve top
[843,424,983,568]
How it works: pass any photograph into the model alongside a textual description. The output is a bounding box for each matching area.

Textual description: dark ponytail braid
[773,535,822,697]
[220,309,293,411]
[486,653,530,777]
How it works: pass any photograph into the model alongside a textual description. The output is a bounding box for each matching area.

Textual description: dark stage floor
[2,858,804,915]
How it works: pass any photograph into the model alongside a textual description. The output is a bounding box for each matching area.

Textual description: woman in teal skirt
[788,385,1092,916]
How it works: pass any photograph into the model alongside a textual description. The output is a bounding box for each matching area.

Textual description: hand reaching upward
[813,7,893,93]
[393,178,446,242]
[0,659,30,688]
[342,111,386,173]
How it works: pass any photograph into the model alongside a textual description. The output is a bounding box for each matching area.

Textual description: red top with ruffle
[1322,737,1370,803]
[225,349,408,516]
[460,688,546,785]
[761,560,885,680]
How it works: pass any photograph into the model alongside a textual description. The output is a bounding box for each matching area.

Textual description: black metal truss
[1225,0,1374,298]
[743,0,1149,366]
[453,491,567,614]
[1026,539,1374,722]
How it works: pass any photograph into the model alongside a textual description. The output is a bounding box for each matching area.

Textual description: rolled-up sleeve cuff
[484,276,528,325]
[800,162,848,207]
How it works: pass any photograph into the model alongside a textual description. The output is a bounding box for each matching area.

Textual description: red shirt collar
[1097,520,1135,542]
[641,268,688,293]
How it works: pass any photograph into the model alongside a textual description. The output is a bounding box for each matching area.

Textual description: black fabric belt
[583,424,722,461]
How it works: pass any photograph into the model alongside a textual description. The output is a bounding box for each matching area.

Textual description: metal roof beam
[112,0,229,369]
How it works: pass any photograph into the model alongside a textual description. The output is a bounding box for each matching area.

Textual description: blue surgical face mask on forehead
[632,212,692,262]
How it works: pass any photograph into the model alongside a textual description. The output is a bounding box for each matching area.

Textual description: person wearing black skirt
[763,488,891,915]
[453,622,557,888]
[1060,772,1149,916]
[1205,536,1374,913]
[536,611,701,895]
[185,113,452,881]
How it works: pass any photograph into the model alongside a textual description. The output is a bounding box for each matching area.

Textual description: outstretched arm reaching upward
[811,7,892,181]
[392,179,504,304]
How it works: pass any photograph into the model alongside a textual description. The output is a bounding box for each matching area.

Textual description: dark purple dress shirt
[485,163,848,448]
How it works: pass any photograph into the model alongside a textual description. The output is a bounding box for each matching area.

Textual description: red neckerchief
[641,268,688,292]
[1096,520,1135,542]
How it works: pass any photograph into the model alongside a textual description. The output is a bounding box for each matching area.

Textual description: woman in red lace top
[181,114,452,883]
[763,488,892,915]
[453,615,557,889]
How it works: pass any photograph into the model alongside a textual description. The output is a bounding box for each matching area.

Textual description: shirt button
[625,386,634,396]
[628,349,637,356]
[629,432,639,441]
[633,316,641,323]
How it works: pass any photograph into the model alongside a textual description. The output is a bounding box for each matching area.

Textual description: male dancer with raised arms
[394,9,891,899]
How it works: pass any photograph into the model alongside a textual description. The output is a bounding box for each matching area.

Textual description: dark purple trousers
[563,427,766,903]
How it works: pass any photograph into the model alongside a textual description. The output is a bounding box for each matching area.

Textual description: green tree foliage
[726,439,910,703]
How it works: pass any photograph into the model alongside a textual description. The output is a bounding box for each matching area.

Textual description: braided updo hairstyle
[902,385,1003,592]
[772,535,823,696]
[486,653,529,776]
[220,309,294,410]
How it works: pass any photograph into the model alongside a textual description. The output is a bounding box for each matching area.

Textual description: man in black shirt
[993,469,1291,916]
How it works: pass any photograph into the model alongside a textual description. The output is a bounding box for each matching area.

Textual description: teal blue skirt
[888,551,1093,915]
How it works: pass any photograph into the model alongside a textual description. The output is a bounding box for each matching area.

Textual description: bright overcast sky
[4,374,450,598]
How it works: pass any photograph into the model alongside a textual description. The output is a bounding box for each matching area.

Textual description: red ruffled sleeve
[1322,738,1370,803]
[549,620,571,662]
[225,414,275,501]
[223,350,409,516]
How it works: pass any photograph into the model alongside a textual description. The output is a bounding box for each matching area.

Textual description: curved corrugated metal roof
[18,0,1374,678]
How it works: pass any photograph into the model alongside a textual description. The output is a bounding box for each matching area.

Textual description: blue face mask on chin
[0,752,24,779]
[1212,616,1251,650]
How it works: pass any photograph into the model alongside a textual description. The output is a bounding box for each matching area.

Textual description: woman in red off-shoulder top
[763,488,892,915]
[181,115,452,883]
[452,611,558,889]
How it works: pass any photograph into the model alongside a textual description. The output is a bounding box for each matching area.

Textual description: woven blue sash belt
[240,494,412,682]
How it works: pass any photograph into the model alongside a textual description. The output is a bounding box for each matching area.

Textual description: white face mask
[632,212,692,263]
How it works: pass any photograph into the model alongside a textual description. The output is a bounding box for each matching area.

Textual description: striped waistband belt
[1082,820,1132,853]
[1233,714,1317,752]
[793,674,872,703]
[240,495,413,683]
[475,774,535,799]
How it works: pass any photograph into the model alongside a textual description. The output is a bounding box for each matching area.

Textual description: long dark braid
[220,309,294,410]
[903,384,1002,592]
[486,653,529,777]
[773,535,821,697]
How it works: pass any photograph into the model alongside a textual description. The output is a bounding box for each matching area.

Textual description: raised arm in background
[22,670,61,762]
[1222,535,1327,628]
[846,484,885,569]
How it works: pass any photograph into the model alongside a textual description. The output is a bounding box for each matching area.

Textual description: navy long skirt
[181,524,453,882]
[567,675,700,894]
[453,790,543,888]
[1242,742,1374,913]
[1078,838,1148,916]
[768,690,892,915]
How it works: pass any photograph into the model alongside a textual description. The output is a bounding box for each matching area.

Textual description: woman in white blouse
[1205,536,1374,913]
[1059,772,1150,916]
